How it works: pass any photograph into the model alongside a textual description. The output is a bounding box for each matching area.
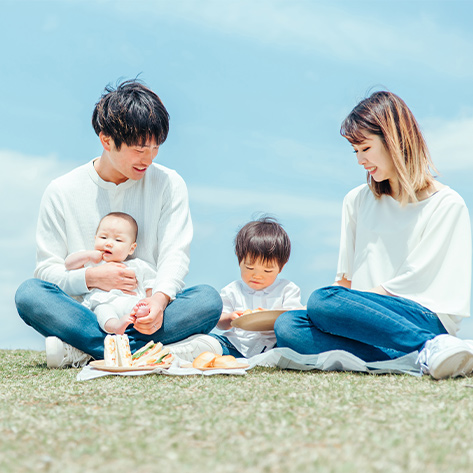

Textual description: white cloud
[122,1,473,77]
[0,150,73,350]
[189,185,342,218]
[423,117,473,171]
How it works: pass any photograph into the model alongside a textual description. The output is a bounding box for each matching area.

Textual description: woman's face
[351,133,398,190]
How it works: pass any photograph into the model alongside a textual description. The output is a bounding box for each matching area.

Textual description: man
[15,79,222,367]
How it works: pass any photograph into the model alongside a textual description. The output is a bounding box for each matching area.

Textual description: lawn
[1,349,473,473]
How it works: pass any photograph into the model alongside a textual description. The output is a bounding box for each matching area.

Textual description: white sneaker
[166,334,223,362]
[417,334,473,380]
[46,336,92,368]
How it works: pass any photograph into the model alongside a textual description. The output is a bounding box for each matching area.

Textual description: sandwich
[104,334,132,367]
[103,336,174,368]
[132,341,174,367]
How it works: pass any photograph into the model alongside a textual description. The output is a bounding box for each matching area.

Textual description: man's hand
[132,292,170,335]
[85,262,137,294]
[217,311,243,331]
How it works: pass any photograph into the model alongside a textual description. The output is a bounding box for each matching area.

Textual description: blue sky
[2,0,473,350]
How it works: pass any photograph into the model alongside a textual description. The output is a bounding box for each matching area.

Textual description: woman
[274,91,472,379]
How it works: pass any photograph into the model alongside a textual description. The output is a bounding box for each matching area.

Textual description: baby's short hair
[235,217,291,268]
[97,212,139,242]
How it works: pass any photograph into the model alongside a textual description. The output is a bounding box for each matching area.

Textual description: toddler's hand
[217,311,243,331]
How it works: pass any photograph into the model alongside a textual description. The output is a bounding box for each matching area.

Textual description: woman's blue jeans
[15,278,222,360]
[274,286,447,362]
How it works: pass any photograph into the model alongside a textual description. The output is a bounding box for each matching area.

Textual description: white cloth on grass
[76,348,421,381]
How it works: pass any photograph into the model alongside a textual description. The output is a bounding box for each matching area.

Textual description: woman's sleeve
[383,194,472,316]
[335,187,361,282]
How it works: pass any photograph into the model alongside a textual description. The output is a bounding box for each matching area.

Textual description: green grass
[1,350,473,473]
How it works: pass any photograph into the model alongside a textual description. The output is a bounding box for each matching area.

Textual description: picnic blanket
[76,347,421,381]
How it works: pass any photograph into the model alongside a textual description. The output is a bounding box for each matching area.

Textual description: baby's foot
[133,302,150,318]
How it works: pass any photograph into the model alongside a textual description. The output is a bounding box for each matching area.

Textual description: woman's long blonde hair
[340,91,436,205]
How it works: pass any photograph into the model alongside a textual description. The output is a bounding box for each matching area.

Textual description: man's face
[99,134,159,184]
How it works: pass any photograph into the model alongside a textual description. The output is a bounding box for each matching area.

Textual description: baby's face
[240,257,281,291]
[94,216,137,263]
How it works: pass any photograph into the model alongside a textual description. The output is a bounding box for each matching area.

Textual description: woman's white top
[220,278,303,358]
[34,159,192,300]
[336,184,471,335]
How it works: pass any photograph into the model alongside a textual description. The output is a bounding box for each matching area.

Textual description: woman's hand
[85,263,137,294]
[217,311,243,331]
[132,292,170,335]
[333,277,351,289]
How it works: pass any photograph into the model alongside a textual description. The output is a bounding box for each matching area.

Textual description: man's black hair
[92,79,169,150]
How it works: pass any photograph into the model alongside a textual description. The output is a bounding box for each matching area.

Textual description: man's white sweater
[34,159,192,300]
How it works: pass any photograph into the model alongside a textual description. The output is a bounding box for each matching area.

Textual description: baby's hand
[90,250,104,264]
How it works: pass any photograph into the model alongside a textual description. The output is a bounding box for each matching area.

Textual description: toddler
[65,212,155,334]
[211,217,303,358]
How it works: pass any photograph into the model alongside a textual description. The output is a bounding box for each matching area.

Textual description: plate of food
[230,308,287,331]
[90,335,174,372]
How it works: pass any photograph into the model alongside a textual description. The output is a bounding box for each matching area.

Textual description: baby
[210,217,303,358]
[65,212,155,334]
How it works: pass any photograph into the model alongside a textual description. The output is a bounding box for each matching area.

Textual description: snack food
[192,351,249,370]
[104,334,132,367]
[132,341,173,367]
[103,335,174,368]
[241,307,265,316]
[212,355,242,369]
[192,352,218,369]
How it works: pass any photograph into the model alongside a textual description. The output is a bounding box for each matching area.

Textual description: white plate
[231,309,287,331]
[90,360,171,372]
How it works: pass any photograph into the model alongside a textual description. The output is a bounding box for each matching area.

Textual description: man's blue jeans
[15,278,222,360]
[274,286,447,362]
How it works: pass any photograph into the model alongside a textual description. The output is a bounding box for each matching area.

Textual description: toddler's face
[94,216,137,263]
[240,257,281,291]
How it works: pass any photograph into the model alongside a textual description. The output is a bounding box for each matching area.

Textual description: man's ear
[99,132,112,152]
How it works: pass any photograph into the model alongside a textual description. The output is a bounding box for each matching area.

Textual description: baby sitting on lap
[65,212,155,334]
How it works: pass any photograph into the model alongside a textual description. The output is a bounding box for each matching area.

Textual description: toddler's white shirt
[220,278,303,357]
